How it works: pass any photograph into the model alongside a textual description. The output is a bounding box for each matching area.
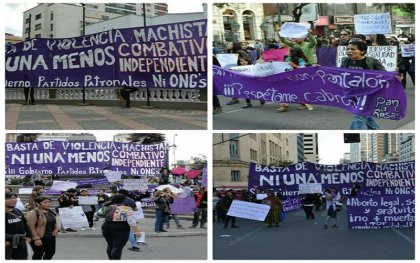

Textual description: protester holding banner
[27,185,45,211]
[301,194,315,220]
[235,57,266,109]
[277,47,314,112]
[78,189,96,231]
[323,189,341,229]
[97,194,141,260]
[262,190,282,227]
[26,196,59,260]
[6,192,31,260]
[220,190,239,228]
[57,188,79,232]
[340,40,403,129]
[279,28,317,65]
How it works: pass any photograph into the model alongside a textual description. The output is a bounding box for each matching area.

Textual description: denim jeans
[350,116,379,130]
[154,210,167,231]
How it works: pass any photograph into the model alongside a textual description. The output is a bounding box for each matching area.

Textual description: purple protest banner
[346,195,414,229]
[170,196,196,214]
[71,178,109,187]
[248,161,415,197]
[6,141,167,176]
[282,197,302,212]
[316,47,337,67]
[214,65,406,120]
[5,19,207,89]
[201,168,208,186]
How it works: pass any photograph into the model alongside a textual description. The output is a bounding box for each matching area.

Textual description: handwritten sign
[78,196,98,205]
[336,46,398,71]
[216,54,239,68]
[18,188,33,194]
[105,171,123,183]
[256,194,268,200]
[283,197,302,212]
[401,44,415,57]
[354,13,392,35]
[279,22,311,39]
[59,206,89,228]
[123,178,148,192]
[133,202,145,220]
[230,62,292,77]
[227,200,270,221]
[50,181,78,192]
[299,183,322,194]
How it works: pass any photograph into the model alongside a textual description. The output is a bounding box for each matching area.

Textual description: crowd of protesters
[6,168,207,260]
[213,29,413,130]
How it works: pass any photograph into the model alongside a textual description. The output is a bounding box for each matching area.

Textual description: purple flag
[213,65,406,120]
[248,161,415,197]
[283,197,302,212]
[170,196,196,214]
[346,195,414,229]
[6,20,207,89]
[316,47,337,67]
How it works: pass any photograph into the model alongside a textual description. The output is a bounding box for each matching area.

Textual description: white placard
[58,206,89,229]
[18,188,33,194]
[133,202,145,220]
[256,193,268,200]
[299,183,322,194]
[123,179,148,192]
[336,45,398,71]
[401,44,415,57]
[216,53,239,68]
[279,22,311,39]
[78,196,98,205]
[50,181,78,192]
[227,200,270,221]
[105,171,123,183]
[230,62,293,77]
[354,13,392,35]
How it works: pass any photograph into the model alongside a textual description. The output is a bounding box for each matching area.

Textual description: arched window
[223,9,238,42]
[242,10,255,41]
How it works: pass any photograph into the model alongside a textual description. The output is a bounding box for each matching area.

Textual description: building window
[35,34,41,38]
[229,140,239,159]
[50,12,54,21]
[35,14,41,20]
[35,24,41,30]
[50,24,53,31]
[25,18,30,24]
[231,171,241,182]
[25,28,30,33]
[50,34,53,38]
[250,149,257,161]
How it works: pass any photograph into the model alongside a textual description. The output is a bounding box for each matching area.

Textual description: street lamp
[230,21,240,41]
[166,134,177,168]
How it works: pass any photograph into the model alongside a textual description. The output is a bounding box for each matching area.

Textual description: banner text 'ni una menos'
[213,65,406,120]
[248,161,414,196]
[6,141,167,176]
[6,20,207,89]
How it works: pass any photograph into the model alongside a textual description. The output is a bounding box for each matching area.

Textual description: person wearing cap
[190,187,207,229]
[26,196,59,259]
[78,189,96,231]
[6,192,31,259]
[96,194,141,259]
[57,188,79,232]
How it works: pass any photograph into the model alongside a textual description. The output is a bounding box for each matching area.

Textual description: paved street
[52,216,207,260]
[213,207,414,260]
[6,104,207,130]
[214,84,415,130]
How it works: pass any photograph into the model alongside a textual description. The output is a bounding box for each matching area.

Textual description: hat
[6,192,17,199]
[110,194,126,204]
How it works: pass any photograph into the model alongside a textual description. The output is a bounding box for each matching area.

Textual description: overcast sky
[318,133,351,165]
[4,2,205,36]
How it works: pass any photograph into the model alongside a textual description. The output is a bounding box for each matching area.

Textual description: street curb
[58,231,207,238]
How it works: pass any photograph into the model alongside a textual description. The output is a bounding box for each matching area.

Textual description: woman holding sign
[340,40,403,129]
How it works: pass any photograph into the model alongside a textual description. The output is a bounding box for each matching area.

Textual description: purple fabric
[6,141,166,176]
[248,161,415,197]
[71,178,109,187]
[283,197,302,212]
[213,65,406,120]
[346,195,414,229]
[316,47,337,67]
[201,168,207,186]
[5,20,207,89]
[170,196,196,214]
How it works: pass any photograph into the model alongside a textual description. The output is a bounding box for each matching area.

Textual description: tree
[127,133,165,144]
[292,3,310,22]
[16,134,39,142]
[372,4,415,18]
[189,154,207,170]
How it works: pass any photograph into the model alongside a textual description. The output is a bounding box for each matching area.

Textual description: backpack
[104,205,131,222]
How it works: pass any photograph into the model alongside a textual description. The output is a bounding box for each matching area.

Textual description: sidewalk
[57,215,207,238]
[6,103,207,130]
[398,121,415,130]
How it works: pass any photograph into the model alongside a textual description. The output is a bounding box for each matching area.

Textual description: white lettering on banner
[336,46,398,71]
[227,200,270,221]
[230,62,293,77]
[354,13,392,35]
[372,97,402,120]
[299,183,322,194]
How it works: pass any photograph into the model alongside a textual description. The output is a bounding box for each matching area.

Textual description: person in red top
[190,187,207,229]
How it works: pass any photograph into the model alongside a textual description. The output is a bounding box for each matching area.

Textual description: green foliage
[189,154,207,170]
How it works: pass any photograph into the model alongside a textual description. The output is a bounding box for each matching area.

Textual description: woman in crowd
[97,194,141,259]
[220,190,239,228]
[152,189,173,233]
[78,189,96,230]
[26,196,59,260]
[302,193,315,220]
[324,189,341,229]
[262,190,282,227]
[27,185,45,210]
[277,47,314,112]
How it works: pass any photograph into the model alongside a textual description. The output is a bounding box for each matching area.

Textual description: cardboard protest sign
[18,188,33,194]
[283,197,302,212]
[123,178,148,192]
[78,196,98,205]
[279,22,311,39]
[299,183,322,194]
[216,53,239,68]
[50,181,78,192]
[59,206,89,228]
[227,200,270,221]
[230,62,292,77]
[354,13,392,35]
[336,46,398,71]
[105,171,123,183]
[6,20,207,89]
[401,44,415,57]
[133,202,145,220]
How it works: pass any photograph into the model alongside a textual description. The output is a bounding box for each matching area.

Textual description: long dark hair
[289,47,308,65]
